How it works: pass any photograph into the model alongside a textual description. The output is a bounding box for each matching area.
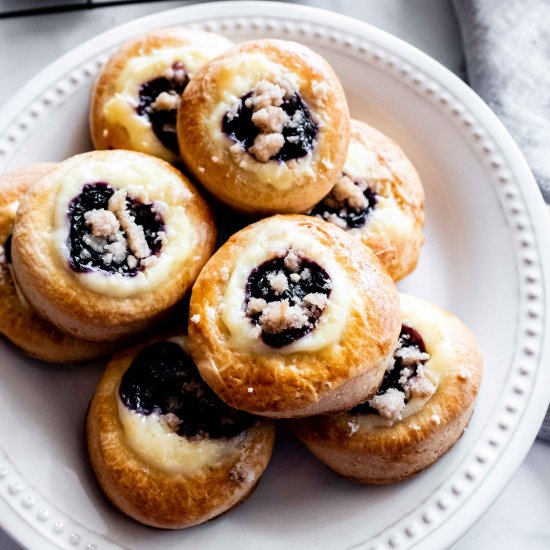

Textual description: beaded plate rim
[0,2,549,550]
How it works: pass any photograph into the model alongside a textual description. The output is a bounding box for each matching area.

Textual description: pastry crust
[0,164,116,362]
[188,215,400,418]
[177,39,350,215]
[309,119,425,281]
[90,27,233,163]
[290,293,483,483]
[11,150,217,342]
[86,336,275,529]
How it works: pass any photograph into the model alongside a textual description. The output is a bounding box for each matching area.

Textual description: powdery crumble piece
[246,297,267,315]
[431,414,441,425]
[84,209,120,238]
[251,105,289,134]
[283,250,301,273]
[244,80,286,110]
[198,166,205,173]
[259,299,310,334]
[411,423,422,431]
[394,344,431,367]
[458,370,471,380]
[332,175,369,211]
[190,314,201,324]
[326,213,348,230]
[368,388,406,423]
[249,132,285,162]
[321,158,334,170]
[289,273,300,283]
[303,292,328,310]
[151,91,180,111]
[267,271,289,294]
[126,255,138,269]
[407,375,436,399]
[247,387,254,393]
[230,463,255,484]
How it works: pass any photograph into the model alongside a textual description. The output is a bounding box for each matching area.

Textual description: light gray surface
[0,1,547,549]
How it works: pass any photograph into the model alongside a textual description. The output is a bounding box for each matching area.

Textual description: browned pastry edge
[90,27,233,162]
[290,293,484,483]
[188,214,401,418]
[177,39,350,215]
[11,150,217,342]
[86,337,276,528]
[348,119,425,282]
[0,164,117,362]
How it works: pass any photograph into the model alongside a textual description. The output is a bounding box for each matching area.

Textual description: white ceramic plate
[0,2,549,549]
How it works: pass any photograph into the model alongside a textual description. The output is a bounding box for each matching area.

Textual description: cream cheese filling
[52,156,195,298]
[221,218,352,354]
[118,336,245,475]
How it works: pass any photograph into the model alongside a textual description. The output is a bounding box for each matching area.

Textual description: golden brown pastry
[290,293,483,483]
[0,164,116,362]
[308,119,425,281]
[90,27,233,163]
[11,150,216,343]
[177,39,350,215]
[188,215,400,419]
[86,335,275,529]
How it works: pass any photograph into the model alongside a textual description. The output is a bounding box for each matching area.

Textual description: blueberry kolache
[177,39,350,215]
[290,293,483,483]
[90,28,233,163]
[188,215,400,418]
[11,150,217,342]
[309,119,425,282]
[86,335,275,528]
[0,164,115,362]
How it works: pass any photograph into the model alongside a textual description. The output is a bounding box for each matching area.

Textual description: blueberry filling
[350,325,430,415]
[245,251,332,348]
[222,91,317,162]
[119,341,255,439]
[136,61,189,154]
[310,181,377,230]
[4,234,12,264]
[68,182,165,276]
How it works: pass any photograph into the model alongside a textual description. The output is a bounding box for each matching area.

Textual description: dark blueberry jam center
[222,92,317,161]
[119,341,255,439]
[350,325,427,415]
[310,180,378,230]
[4,234,12,264]
[137,61,189,154]
[245,254,331,348]
[68,182,164,276]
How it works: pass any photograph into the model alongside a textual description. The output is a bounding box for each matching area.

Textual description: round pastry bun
[290,293,483,483]
[188,215,400,419]
[90,27,234,163]
[86,335,276,529]
[11,150,217,343]
[0,164,116,362]
[309,119,425,281]
[178,39,350,215]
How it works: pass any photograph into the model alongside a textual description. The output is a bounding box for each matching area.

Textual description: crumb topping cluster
[309,173,377,230]
[244,249,332,348]
[68,182,166,276]
[351,325,434,424]
[223,78,318,164]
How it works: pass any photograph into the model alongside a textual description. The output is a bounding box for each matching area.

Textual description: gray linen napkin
[452,0,550,441]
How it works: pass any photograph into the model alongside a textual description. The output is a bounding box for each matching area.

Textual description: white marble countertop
[0,1,548,548]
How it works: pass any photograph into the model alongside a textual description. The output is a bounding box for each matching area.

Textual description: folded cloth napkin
[453,0,550,441]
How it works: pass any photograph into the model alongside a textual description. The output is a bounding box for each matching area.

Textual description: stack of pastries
[0,27,483,529]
